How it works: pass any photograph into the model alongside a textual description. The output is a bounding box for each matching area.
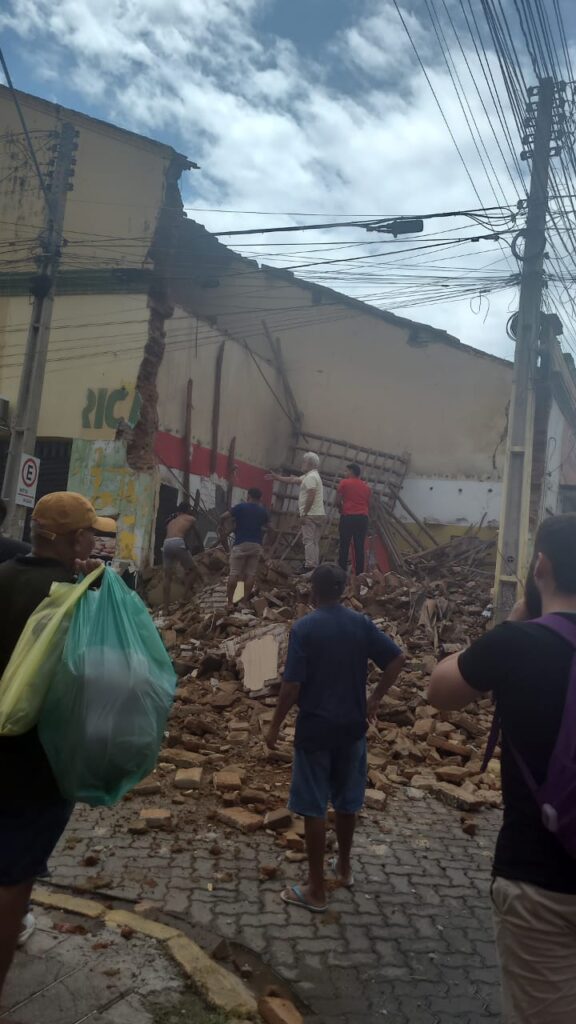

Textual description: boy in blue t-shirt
[266,563,404,913]
[219,488,270,608]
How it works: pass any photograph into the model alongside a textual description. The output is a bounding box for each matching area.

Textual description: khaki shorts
[229,542,262,580]
[492,875,576,1023]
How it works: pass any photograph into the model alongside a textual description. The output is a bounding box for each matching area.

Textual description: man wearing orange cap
[0,492,116,1002]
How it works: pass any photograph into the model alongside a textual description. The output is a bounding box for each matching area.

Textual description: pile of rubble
[128,542,500,843]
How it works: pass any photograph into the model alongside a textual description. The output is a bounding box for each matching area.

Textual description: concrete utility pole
[2,121,78,538]
[494,78,564,619]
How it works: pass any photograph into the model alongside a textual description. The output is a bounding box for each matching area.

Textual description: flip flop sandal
[329,856,355,888]
[281,884,327,914]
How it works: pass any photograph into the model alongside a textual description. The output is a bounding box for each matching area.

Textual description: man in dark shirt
[0,498,30,563]
[219,488,270,608]
[428,514,576,1024]
[266,564,404,912]
[0,491,115,1002]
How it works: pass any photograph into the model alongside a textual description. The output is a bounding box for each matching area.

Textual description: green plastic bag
[38,568,177,807]
[0,565,104,736]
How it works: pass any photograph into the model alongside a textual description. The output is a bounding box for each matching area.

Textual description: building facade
[2,87,575,571]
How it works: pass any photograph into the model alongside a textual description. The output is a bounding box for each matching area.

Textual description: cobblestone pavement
[49,793,502,1024]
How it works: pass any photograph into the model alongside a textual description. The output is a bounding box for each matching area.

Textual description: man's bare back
[166,513,195,540]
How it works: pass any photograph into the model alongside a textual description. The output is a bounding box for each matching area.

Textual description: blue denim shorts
[289,737,367,818]
[0,800,73,886]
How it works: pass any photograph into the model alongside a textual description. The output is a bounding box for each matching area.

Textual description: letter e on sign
[16,454,40,508]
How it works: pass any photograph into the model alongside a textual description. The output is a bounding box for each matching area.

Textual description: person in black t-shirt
[428,514,576,1024]
[0,491,115,1003]
[0,498,30,563]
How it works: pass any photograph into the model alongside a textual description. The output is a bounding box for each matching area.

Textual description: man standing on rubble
[0,492,115,1003]
[162,502,197,609]
[336,463,371,575]
[268,452,325,573]
[219,488,270,609]
[428,514,576,1024]
[266,563,404,912]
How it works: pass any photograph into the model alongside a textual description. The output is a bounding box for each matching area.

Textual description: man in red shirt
[336,464,371,574]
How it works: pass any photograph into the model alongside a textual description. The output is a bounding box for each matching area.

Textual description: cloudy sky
[1,0,576,360]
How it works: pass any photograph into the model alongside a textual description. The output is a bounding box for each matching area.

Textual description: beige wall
[0,86,176,271]
[180,256,513,478]
[158,310,291,467]
[0,292,146,438]
[282,309,512,477]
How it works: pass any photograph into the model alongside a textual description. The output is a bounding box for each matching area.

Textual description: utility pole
[494,78,565,619]
[2,121,78,538]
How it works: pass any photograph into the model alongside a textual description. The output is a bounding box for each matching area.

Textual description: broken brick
[284,831,305,852]
[264,808,292,832]
[139,808,172,829]
[128,820,149,835]
[285,850,307,863]
[412,718,435,739]
[435,765,469,784]
[258,996,303,1024]
[214,771,243,792]
[174,767,203,790]
[364,789,387,811]
[216,807,263,833]
[240,788,269,805]
[159,749,206,769]
[133,776,162,796]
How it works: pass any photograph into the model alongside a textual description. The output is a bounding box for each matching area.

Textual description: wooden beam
[210,341,225,474]
[183,378,193,499]
[226,435,237,509]
[262,319,303,434]
[394,493,440,547]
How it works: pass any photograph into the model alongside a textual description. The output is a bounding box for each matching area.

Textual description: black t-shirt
[459,617,576,894]
[0,536,31,563]
[0,555,74,805]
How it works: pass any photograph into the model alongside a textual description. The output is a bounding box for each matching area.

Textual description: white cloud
[0,0,530,358]
[338,2,430,78]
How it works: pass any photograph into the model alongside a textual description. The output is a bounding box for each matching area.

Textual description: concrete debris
[131,556,499,846]
[240,634,281,692]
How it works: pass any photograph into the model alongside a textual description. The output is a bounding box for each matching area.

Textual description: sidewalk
[1,902,245,1024]
[48,790,503,1024]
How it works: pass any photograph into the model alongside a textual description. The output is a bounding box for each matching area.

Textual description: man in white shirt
[269,452,326,572]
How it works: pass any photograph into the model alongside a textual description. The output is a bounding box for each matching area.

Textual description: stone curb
[32,886,259,1021]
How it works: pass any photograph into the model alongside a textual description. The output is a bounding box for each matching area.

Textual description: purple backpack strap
[531,613,576,767]
[481,708,501,772]
[481,614,576,774]
[534,613,576,647]
[505,614,576,803]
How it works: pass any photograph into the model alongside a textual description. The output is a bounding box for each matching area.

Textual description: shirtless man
[162,503,197,609]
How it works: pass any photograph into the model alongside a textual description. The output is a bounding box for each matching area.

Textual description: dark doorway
[154,483,178,565]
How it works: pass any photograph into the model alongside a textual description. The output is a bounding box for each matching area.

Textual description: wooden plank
[395,494,440,548]
[183,378,193,499]
[210,341,225,475]
[226,435,237,509]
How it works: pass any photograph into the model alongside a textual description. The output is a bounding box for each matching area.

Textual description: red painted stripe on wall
[155,431,390,571]
[155,431,274,501]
